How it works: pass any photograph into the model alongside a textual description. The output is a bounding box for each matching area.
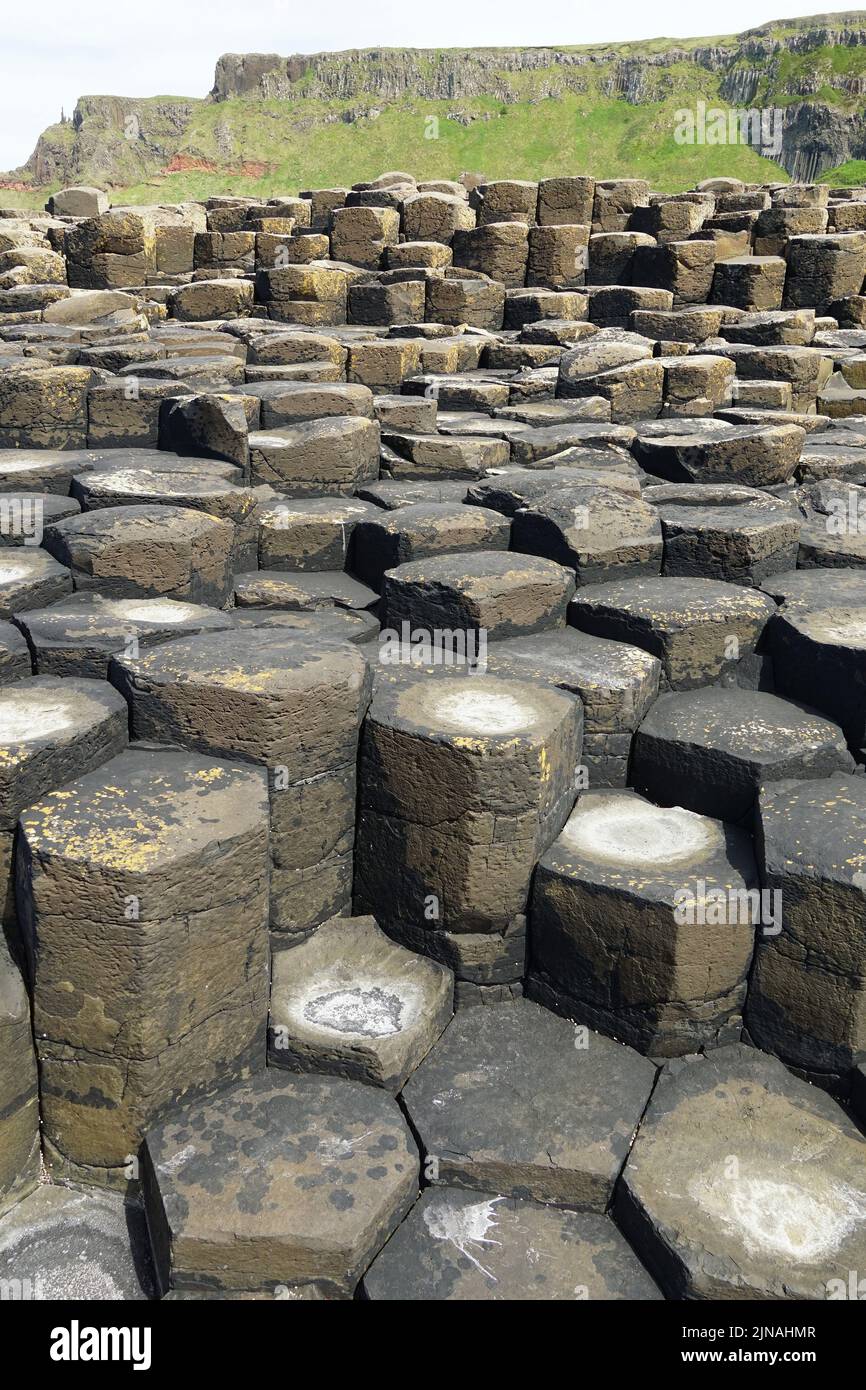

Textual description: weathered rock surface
[615,1046,866,1299]
[402,999,655,1207]
[143,1070,418,1295]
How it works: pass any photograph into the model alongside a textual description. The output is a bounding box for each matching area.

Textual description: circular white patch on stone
[0,690,78,744]
[0,562,32,584]
[303,985,405,1038]
[116,600,201,624]
[691,1173,866,1263]
[37,1262,125,1300]
[562,797,717,866]
[433,686,538,737]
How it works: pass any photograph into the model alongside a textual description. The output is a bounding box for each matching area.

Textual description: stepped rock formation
[0,151,865,1304]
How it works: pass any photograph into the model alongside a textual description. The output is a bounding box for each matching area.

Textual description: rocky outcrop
[779,101,866,183]
[211,50,599,103]
[20,97,199,189]
[8,13,866,190]
[208,17,866,110]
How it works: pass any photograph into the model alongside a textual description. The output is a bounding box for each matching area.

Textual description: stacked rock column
[355,670,583,1003]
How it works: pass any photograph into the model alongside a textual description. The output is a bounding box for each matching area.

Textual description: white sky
[0,1,854,171]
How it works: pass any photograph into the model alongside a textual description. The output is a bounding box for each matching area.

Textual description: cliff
[8,12,866,199]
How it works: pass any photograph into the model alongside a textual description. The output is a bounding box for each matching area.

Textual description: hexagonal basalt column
[370,915,528,996]
[527,224,590,290]
[761,566,866,613]
[0,450,95,496]
[511,484,662,587]
[330,205,399,269]
[587,232,655,286]
[402,999,655,1208]
[644,483,800,586]
[467,465,640,519]
[485,629,660,787]
[70,460,260,572]
[142,1071,418,1295]
[353,502,510,590]
[381,429,508,482]
[355,671,582,966]
[255,260,346,321]
[537,175,595,227]
[0,674,128,940]
[632,419,805,488]
[659,352,736,417]
[796,479,866,568]
[632,239,716,306]
[110,629,371,938]
[380,551,575,642]
[711,255,786,311]
[362,1189,661,1300]
[746,774,866,1084]
[472,179,538,226]
[528,790,758,1056]
[425,271,505,331]
[0,549,71,617]
[614,1045,866,1299]
[592,178,650,232]
[17,594,234,677]
[569,576,776,691]
[248,416,379,497]
[0,366,93,450]
[0,621,30,685]
[360,479,471,510]
[268,914,452,1091]
[254,496,380,572]
[768,606,866,756]
[632,688,854,822]
[42,505,234,605]
[17,747,270,1186]
[451,222,529,287]
[0,492,79,546]
[784,232,866,313]
[0,1185,156,1299]
[401,191,475,244]
[157,395,252,471]
[0,676,128,836]
[231,606,378,646]
[247,380,371,431]
[0,939,39,1214]
[233,569,377,614]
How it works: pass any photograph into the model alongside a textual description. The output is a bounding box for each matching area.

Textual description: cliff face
[10,12,866,192]
[209,16,866,109]
[778,101,866,181]
[18,96,200,189]
[205,20,866,183]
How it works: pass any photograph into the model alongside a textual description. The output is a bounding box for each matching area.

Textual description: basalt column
[355,670,583,999]
[110,628,372,940]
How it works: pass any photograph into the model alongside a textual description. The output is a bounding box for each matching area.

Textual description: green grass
[819,158,866,185]
[11,24,849,210]
[0,89,786,208]
[765,42,866,108]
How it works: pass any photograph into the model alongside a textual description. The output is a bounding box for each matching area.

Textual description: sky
[0,0,856,170]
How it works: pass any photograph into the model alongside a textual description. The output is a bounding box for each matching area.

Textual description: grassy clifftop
[8,15,866,205]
